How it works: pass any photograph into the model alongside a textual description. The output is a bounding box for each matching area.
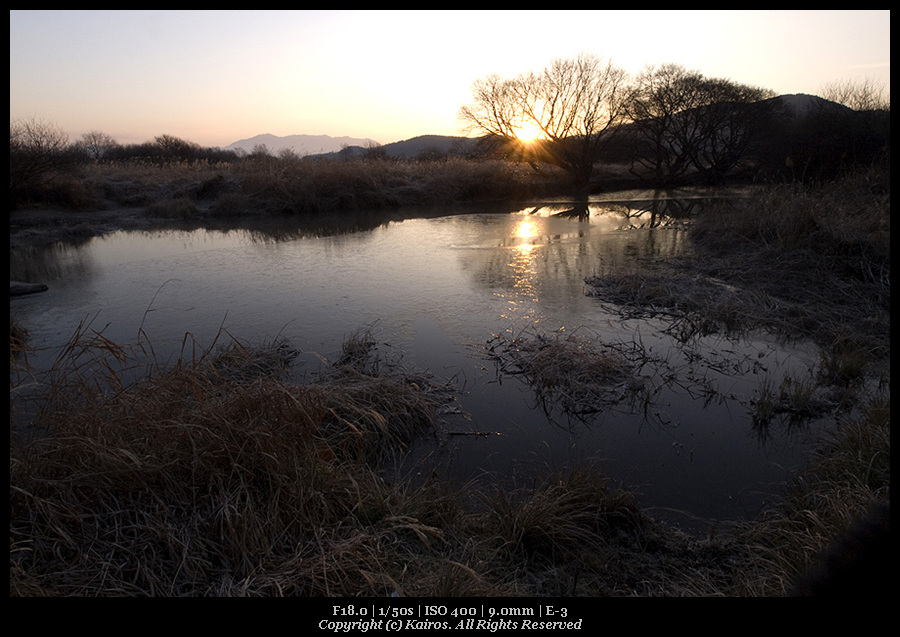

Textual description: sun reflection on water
[497,220,542,321]
[514,219,538,242]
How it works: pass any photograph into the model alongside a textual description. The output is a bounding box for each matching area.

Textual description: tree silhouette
[460,53,629,189]
[74,130,120,161]
[10,118,77,206]
[624,64,774,185]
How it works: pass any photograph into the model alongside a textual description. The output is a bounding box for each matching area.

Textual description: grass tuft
[487,328,643,419]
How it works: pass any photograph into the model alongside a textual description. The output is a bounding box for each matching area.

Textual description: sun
[515,121,543,144]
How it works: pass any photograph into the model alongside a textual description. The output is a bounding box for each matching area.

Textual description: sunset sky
[10,10,891,148]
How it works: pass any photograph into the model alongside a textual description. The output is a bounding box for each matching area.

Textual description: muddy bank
[9,206,165,249]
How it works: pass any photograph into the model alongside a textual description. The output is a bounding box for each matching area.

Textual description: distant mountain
[224,132,482,160]
[224,133,380,156]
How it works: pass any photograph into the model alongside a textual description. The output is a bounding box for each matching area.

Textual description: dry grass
[486,328,650,421]
[483,468,643,564]
[729,389,890,596]
[747,370,835,438]
[8,323,790,598]
[70,155,557,219]
[9,325,889,596]
[10,318,29,360]
[688,167,889,348]
[584,268,762,342]
[228,154,553,215]
[586,167,890,358]
[9,327,455,596]
[12,155,565,249]
[577,167,891,596]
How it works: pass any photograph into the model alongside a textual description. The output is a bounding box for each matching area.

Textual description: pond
[10,193,825,532]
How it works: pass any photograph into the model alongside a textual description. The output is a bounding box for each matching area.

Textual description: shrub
[10,118,80,208]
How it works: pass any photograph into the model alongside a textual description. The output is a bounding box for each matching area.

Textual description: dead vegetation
[9,324,741,597]
[9,154,570,251]
[730,390,890,597]
[10,326,455,596]
[487,328,639,418]
[585,166,890,356]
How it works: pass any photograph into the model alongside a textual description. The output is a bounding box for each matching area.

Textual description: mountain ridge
[225,132,481,160]
[223,94,864,159]
[224,133,381,156]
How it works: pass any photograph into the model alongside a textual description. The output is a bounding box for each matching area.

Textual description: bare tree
[10,118,77,204]
[153,134,200,162]
[10,118,70,162]
[74,130,120,161]
[459,73,524,139]
[460,53,629,187]
[682,77,776,183]
[820,77,890,111]
[622,64,703,185]
[624,64,774,185]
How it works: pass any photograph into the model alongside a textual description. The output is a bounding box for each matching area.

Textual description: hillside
[338,135,482,160]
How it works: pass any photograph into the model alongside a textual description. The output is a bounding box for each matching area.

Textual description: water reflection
[618,193,708,228]
[9,241,97,289]
[449,205,692,331]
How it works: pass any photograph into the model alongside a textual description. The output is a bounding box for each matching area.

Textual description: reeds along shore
[9,329,654,596]
[11,152,567,221]
[9,166,890,597]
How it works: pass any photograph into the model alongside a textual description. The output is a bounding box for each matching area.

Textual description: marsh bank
[11,189,838,526]
[11,170,889,595]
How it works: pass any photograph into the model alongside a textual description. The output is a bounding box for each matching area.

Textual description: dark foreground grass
[734,390,890,597]
[10,327,714,596]
[10,322,889,596]
[10,329,457,596]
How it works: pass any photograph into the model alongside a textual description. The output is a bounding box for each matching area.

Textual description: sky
[9,10,891,148]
